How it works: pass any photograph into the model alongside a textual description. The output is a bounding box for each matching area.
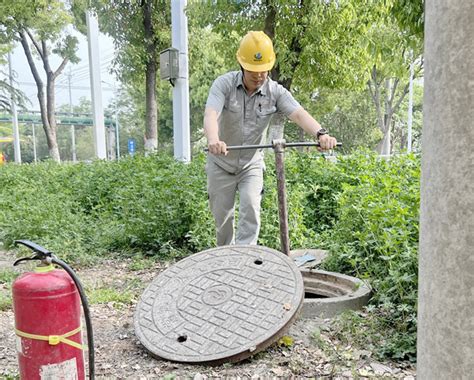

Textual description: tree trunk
[377,126,391,155]
[107,126,116,160]
[46,72,60,161]
[19,30,65,162]
[369,69,410,155]
[264,1,305,90]
[46,128,60,161]
[264,1,307,142]
[143,0,158,152]
[376,80,393,155]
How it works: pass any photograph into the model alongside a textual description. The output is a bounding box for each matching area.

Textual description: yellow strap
[15,326,86,350]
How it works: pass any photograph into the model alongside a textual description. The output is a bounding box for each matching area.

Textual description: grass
[86,286,135,307]
[325,307,417,361]
[0,293,11,311]
[128,256,158,271]
[85,276,144,308]
[0,269,18,311]
[0,269,18,284]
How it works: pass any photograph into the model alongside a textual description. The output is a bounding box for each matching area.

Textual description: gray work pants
[206,160,264,246]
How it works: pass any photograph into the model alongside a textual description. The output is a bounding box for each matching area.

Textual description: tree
[314,88,382,153]
[0,72,28,113]
[103,84,147,156]
[366,23,423,155]
[365,0,424,155]
[188,0,374,87]
[74,0,171,153]
[391,81,423,153]
[0,0,80,162]
[185,28,235,148]
[56,96,95,161]
[0,26,29,113]
[186,1,384,140]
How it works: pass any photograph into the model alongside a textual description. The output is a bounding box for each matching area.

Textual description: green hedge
[0,154,215,261]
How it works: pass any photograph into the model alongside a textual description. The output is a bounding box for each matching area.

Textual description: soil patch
[0,251,416,379]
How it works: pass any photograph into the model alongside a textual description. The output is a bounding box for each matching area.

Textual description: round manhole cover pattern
[134,245,304,364]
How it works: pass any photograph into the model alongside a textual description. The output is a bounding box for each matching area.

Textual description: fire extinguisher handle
[13,256,39,266]
[14,240,53,257]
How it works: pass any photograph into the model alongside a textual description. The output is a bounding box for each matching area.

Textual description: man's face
[242,69,268,93]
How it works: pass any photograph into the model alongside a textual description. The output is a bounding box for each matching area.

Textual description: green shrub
[0,162,102,263]
[259,154,318,250]
[0,154,216,260]
[90,153,216,254]
[323,153,419,304]
[322,152,420,360]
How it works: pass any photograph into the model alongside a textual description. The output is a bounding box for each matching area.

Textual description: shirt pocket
[256,105,277,118]
[227,100,241,113]
[256,105,277,131]
[221,100,242,128]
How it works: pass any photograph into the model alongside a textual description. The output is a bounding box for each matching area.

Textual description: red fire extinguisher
[12,240,94,379]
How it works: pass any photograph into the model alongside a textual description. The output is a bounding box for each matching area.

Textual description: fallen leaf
[370,362,392,375]
[278,335,294,347]
[271,367,286,376]
[358,367,371,377]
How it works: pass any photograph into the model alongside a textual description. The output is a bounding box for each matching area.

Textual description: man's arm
[288,107,337,150]
[204,107,227,155]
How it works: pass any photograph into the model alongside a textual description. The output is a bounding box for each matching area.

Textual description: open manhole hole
[299,269,372,319]
[134,245,304,365]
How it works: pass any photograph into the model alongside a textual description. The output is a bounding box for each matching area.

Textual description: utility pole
[68,68,77,162]
[418,2,474,379]
[171,0,191,163]
[31,123,37,163]
[102,80,120,160]
[114,86,120,160]
[8,52,21,163]
[86,11,107,160]
[407,55,414,153]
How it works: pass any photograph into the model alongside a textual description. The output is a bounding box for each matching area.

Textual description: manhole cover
[134,245,304,365]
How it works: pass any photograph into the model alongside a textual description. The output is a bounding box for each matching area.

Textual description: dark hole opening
[254,259,263,265]
[305,292,329,299]
[177,335,187,343]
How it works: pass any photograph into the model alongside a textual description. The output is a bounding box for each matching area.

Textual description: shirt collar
[236,71,268,96]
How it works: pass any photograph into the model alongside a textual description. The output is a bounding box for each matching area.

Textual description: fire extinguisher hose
[51,256,95,380]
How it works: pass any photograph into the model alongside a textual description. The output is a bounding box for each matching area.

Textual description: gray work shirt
[206,71,300,174]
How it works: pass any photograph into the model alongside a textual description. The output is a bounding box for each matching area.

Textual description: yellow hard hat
[236,31,276,72]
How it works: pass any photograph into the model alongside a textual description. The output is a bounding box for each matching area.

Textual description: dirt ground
[0,251,416,379]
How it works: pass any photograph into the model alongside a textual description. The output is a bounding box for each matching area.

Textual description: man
[204,31,337,246]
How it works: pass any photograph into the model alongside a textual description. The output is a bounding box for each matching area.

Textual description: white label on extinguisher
[40,357,78,380]
[16,336,22,355]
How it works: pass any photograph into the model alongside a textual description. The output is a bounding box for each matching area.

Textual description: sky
[4,28,117,113]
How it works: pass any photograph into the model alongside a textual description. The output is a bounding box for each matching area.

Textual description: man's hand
[318,134,337,151]
[208,140,228,155]
[288,108,337,151]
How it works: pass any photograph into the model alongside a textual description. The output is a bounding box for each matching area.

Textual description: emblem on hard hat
[254,52,262,61]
